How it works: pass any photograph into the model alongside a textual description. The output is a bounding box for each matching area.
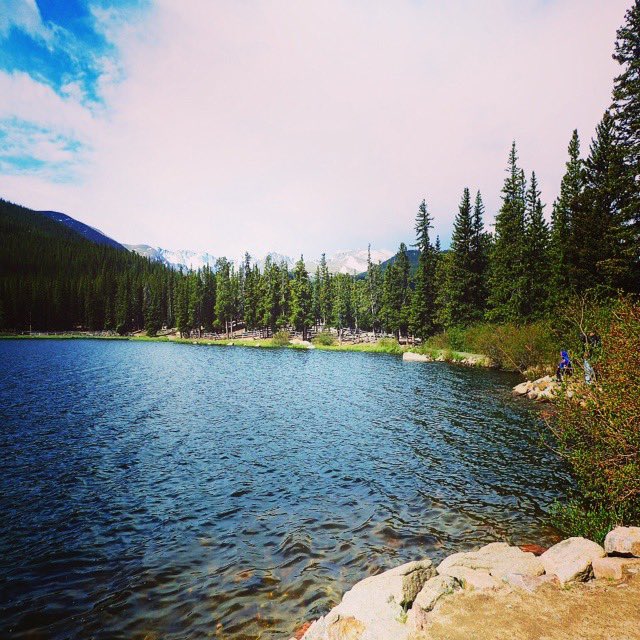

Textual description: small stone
[604,527,640,557]
[592,556,640,580]
[540,537,605,584]
[407,576,459,632]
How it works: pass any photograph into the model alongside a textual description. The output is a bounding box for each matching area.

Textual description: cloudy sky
[0,0,630,258]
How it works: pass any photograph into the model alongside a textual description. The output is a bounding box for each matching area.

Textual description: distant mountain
[378,249,421,273]
[125,245,394,275]
[38,210,125,251]
[124,244,218,271]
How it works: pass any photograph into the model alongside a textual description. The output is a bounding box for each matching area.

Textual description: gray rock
[437,542,544,581]
[503,573,558,592]
[407,575,459,632]
[604,527,640,557]
[437,566,501,591]
[540,537,605,584]
[593,556,640,580]
[301,560,435,640]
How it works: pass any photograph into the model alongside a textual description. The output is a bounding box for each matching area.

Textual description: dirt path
[421,574,640,640]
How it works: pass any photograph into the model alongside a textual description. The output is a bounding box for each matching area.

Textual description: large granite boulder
[540,537,605,584]
[604,527,640,557]
[302,560,435,640]
[436,542,544,581]
[406,575,459,632]
[592,556,640,580]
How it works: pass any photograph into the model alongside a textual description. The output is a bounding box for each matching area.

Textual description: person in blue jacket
[556,350,573,382]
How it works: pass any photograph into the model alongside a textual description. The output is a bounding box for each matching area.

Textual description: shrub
[546,297,640,542]
[464,322,558,372]
[271,330,290,346]
[376,338,404,354]
[312,331,335,346]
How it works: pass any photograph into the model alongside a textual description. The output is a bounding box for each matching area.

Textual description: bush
[464,322,558,372]
[546,297,640,542]
[424,322,558,372]
[376,338,404,354]
[312,331,335,346]
[271,330,290,346]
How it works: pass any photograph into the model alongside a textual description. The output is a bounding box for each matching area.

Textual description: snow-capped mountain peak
[124,245,394,275]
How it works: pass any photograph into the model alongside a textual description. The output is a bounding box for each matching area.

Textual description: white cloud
[0,0,631,257]
[0,0,48,40]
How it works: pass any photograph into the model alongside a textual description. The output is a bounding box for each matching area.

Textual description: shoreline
[295,528,640,640]
[0,332,495,366]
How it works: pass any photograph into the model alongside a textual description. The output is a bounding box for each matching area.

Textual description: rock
[540,537,605,584]
[512,375,560,402]
[512,381,533,396]
[518,544,549,556]
[403,351,431,362]
[604,527,640,557]
[436,542,544,581]
[301,560,435,640]
[439,566,501,591]
[407,575,459,632]
[592,556,640,580]
[503,573,558,592]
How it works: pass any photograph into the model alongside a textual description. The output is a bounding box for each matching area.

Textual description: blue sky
[0,0,631,258]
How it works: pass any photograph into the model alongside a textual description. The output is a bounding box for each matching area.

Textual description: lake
[0,339,569,639]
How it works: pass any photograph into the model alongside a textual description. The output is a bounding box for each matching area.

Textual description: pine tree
[487,142,527,321]
[611,0,640,257]
[469,190,490,314]
[410,199,437,338]
[290,256,313,339]
[522,172,551,318]
[366,245,383,335]
[382,242,412,339]
[317,253,333,327]
[437,188,478,327]
[550,130,584,296]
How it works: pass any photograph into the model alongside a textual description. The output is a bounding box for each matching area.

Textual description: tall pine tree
[410,199,437,338]
[487,142,527,321]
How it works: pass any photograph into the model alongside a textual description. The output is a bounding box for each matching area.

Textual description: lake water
[0,339,569,639]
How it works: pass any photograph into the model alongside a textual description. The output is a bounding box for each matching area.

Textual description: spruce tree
[410,199,437,338]
[437,188,477,327]
[469,190,490,314]
[611,0,640,248]
[290,257,313,339]
[366,245,383,335]
[550,130,584,296]
[382,243,412,339]
[487,142,527,321]
[522,172,551,318]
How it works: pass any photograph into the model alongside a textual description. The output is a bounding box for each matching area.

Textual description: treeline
[1,2,638,338]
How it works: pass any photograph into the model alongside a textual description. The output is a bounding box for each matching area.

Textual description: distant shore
[0,332,493,366]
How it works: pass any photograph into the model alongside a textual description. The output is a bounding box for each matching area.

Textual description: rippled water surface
[0,339,569,639]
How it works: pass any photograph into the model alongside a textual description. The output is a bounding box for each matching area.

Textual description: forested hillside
[0,199,181,333]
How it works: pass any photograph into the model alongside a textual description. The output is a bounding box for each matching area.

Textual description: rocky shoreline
[293,527,640,640]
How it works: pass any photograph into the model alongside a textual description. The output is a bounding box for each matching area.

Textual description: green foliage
[375,337,404,354]
[312,331,335,346]
[550,501,623,546]
[426,322,558,372]
[546,297,640,538]
[271,330,290,346]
